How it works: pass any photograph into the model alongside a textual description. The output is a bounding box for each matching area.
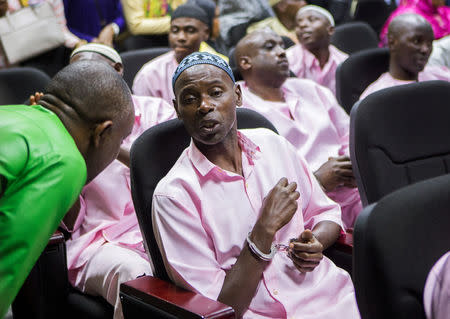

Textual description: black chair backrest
[130,108,278,281]
[330,21,378,54]
[353,173,450,319]
[353,0,390,34]
[0,67,51,105]
[121,47,171,89]
[350,80,450,206]
[335,47,389,114]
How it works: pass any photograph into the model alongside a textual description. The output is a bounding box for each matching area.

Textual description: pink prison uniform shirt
[423,251,450,319]
[153,129,360,319]
[67,95,176,286]
[239,78,362,229]
[286,44,348,95]
[132,50,178,104]
[360,66,450,100]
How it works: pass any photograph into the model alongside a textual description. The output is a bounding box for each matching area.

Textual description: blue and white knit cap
[172,52,235,90]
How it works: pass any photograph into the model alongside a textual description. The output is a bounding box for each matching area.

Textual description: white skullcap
[70,43,122,64]
[297,5,335,27]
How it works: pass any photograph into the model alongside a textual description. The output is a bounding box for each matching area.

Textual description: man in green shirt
[0,60,135,317]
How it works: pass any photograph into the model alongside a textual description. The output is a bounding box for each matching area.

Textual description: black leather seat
[120,47,171,89]
[353,173,450,319]
[330,21,378,54]
[350,80,450,206]
[335,47,389,113]
[0,67,51,105]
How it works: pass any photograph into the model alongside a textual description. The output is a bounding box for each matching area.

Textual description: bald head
[45,60,132,124]
[42,60,135,182]
[387,14,434,80]
[235,30,290,87]
[388,14,433,41]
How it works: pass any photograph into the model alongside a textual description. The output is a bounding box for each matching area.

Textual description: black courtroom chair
[120,47,171,89]
[352,0,391,34]
[335,47,389,113]
[330,21,378,54]
[353,173,450,319]
[350,80,450,206]
[0,67,50,105]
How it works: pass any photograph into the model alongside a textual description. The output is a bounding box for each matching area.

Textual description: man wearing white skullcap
[64,43,176,319]
[286,5,348,95]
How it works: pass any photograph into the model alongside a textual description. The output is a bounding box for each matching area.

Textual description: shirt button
[273,289,278,295]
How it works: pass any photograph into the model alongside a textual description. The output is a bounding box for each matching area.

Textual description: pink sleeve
[278,136,344,231]
[133,68,153,96]
[299,157,344,231]
[156,99,177,123]
[152,194,226,300]
[317,85,350,156]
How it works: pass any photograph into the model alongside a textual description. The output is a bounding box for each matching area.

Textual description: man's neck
[308,45,330,69]
[389,61,419,81]
[195,128,243,176]
[246,77,286,102]
[39,96,89,160]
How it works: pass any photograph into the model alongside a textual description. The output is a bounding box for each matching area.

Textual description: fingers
[300,229,313,242]
[334,155,351,162]
[290,256,321,273]
[276,177,289,187]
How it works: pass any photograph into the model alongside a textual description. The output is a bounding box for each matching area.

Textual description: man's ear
[92,120,113,147]
[327,25,335,37]
[238,56,252,72]
[388,34,396,51]
[235,84,242,107]
[114,62,124,75]
[173,99,182,119]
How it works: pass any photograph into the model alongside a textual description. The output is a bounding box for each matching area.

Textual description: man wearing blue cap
[152,52,360,319]
[132,3,227,104]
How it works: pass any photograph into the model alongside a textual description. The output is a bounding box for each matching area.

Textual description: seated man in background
[236,29,361,229]
[60,43,175,319]
[121,0,185,42]
[132,3,227,103]
[286,5,348,95]
[360,14,450,100]
[0,61,135,318]
[152,52,360,319]
[63,0,126,47]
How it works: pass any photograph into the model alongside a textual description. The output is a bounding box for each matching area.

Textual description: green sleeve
[0,151,86,317]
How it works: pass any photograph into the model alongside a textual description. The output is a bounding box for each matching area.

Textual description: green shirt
[0,104,86,317]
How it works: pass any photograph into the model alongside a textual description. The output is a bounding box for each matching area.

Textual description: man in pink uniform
[236,29,361,229]
[360,13,450,100]
[152,52,360,319]
[132,4,211,103]
[63,44,176,319]
[286,5,347,95]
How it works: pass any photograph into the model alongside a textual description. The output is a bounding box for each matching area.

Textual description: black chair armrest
[120,276,235,319]
[323,231,353,275]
